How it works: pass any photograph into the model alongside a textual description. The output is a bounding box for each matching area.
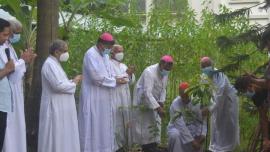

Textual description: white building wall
[188,0,270,25]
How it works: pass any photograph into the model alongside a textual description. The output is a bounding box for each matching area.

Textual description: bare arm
[251,78,268,89]
[0,68,10,79]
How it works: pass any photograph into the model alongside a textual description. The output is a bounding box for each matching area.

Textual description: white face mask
[115,52,124,61]
[59,52,69,62]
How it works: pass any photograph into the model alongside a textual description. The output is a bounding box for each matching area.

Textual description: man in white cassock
[200,57,239,152]
[132,55,173,152]
[167,82,207,152]
[0,18,35,152]
[38,40,82,152]
[110,45,135,151]
[78,33,127,152]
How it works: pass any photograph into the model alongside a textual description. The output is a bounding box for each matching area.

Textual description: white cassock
[132,63,167,145]
[38,56,80,152]
[78,46,117,152]
[208,73,239,152]
[0,42,27,152]
[110,59,135,149]
[167,96,207,152]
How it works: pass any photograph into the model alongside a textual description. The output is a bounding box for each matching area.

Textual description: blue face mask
[102,48,111,56]
[202,66,215,77]
[244,90,255,98]
[9,34,21,44]
[160,69,169,77]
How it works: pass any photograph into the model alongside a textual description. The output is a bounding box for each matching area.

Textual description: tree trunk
[25,0,59,151]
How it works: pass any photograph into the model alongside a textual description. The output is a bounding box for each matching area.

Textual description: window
[229,0,261,3]
[154,0,187,13]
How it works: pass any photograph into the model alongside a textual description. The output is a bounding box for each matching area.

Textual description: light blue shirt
[0,59,11,113]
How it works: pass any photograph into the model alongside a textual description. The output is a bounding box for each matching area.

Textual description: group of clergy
[37,33,240,152]
[0,16,240,152]
[37,32,174,152]
[76,32,175,152]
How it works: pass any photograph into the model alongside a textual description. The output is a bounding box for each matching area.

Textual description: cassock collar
[94,45,103,57]
[111,59,121,65]
[155,63,166,80]
[49,55,60,65]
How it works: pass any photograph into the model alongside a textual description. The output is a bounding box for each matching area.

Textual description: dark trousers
[142,142,159,152]
[116,147,124,152]
[0,111,7,151]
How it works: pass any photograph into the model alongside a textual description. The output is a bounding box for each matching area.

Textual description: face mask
[102,48,111,56]
[59,52,69,62]
[160,69,169,77]
[244,90,255,98]
[202,66,215,77]
[9,34,21,44]
[115,52,124,61]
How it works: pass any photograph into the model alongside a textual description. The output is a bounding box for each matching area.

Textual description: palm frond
[215,8,250,23]
[216,27,262,49]
[218,62,241,73]
[216,36,233,49]
[218,53,251,72]
[217,24,270,49]
[228,53,251,61]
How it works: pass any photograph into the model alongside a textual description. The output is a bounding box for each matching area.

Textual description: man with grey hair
[8,18,22,43]
[0,17,35,152]
[1,17,35,152]
[38,39,81,152]
[110,44,135,151]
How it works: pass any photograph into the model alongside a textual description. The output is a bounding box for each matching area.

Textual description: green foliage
[0,0,37,48]
[148,120,161,141]
[185,74,215,106]
[172,108,200,124]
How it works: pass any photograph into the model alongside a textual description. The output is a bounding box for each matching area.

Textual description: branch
[259,0,270,10]
[215,2,265,23]
[218,53,252,73]
[217,24,270,49]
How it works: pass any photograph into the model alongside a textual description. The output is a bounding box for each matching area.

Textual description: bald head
[111,44,124,61]
[200,56,213,68]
